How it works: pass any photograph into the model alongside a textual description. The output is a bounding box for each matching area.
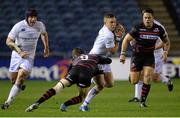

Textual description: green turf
[0,79,179,117]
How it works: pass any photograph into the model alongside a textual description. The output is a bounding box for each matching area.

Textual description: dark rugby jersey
[129,22,167,53]
[72,54,111,68]
[72,54,111,75]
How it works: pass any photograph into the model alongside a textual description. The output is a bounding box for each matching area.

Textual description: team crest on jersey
[153,28,159,32]
[21,28,26,31]
[107,40,113,44]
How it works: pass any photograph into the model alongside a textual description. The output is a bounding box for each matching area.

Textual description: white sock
[135,81,143,99]
[82,87,98,106]
[160,74,169,84]
[6,84,20,104]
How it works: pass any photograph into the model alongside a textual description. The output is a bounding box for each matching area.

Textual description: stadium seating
[0,0,143,57]
[170,0,180,20]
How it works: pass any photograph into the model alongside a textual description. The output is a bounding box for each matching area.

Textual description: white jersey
[153,20,168,55]
[89,25,115,56]
[8,20,46,59]
[153,20,168,74]
[89,25,115,72]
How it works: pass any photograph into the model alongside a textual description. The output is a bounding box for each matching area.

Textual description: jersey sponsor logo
[140,34,159,40]
[139,28,146,31]
[19,37,37,40]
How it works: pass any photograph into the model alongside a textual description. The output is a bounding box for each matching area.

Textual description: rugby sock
[6,84,20,104]
[141,83,151,103]
[64,95,82,106]
[82,87,98,106]
[12,82,26,90]
[135,81,143,99]
[36,88,56,104]
[160,74,169,85]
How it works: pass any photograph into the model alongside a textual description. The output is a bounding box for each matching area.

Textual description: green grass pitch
[0,79,180,117]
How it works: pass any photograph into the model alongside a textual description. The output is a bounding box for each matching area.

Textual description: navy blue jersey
[129,22,167,54]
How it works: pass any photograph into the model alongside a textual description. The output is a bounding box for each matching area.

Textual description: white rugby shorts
[98,64,112,73]
[9,54,34,73]
[154,53,163,74]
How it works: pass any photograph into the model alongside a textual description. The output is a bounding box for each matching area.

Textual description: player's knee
[152,74,160,82]
[19,69,29,78]
[152,78,159,83]
[11,78,16,85]
[96,84,104,91]
[105,82,114,88]
[144,75,151,84]
[130,79,139,84]
[15,78,25,86]
[54,81,64,93]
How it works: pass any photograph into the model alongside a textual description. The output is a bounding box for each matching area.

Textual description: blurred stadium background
[0,0,180,117]
[1,0,180,81]
[0,0,180,57]
[0,0,180,80]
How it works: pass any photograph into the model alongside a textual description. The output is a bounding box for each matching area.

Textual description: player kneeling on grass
[25,47,112,112]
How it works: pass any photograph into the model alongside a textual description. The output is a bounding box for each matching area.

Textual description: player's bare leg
[10,72,26,91]
[104,72,114,88]
[152,73,173,92]
[80,74,104,111]
[1,69,29,109]
[129,72,142,102]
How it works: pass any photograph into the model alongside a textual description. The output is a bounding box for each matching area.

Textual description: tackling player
[25,48,112,112]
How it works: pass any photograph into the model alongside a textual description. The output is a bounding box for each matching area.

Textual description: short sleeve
[129,25,138,39]
[39,22,46,33]
[159,26,167,42]
[8,23,19,41]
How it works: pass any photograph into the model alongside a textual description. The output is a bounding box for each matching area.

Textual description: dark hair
[25,8,38,18]
[142,8,154,16]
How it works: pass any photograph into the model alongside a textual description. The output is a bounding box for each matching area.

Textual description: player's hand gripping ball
[114,23,125,41]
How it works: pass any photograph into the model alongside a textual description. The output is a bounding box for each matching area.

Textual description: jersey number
[80,55,88,60]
